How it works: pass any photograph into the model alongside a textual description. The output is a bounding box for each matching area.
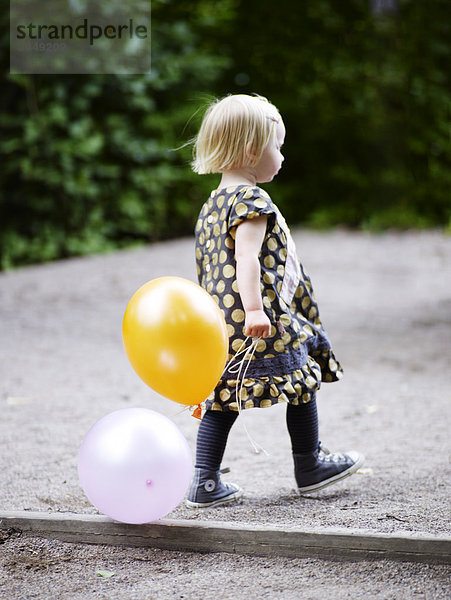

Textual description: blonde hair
[192,94,281,174]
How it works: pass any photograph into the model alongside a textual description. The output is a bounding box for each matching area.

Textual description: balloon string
[169,340,255,419]
[171,337,269,456]
[171,404,191,417]
[224,337,269,456]
[223,336,253,374]
[168,340,254,419]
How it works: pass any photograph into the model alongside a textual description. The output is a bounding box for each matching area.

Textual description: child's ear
[246,141,258,161]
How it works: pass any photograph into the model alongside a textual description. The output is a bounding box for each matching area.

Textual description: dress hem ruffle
[205,350,343,413]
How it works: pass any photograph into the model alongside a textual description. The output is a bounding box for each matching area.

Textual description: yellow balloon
[122,277,228,406]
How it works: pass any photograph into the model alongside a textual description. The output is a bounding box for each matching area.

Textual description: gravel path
[1,229,450,598]
[1,532,449,600]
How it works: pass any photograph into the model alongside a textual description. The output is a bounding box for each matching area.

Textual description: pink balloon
[78,408,193,524]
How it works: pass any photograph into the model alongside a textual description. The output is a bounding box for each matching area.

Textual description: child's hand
[244,309,271,339]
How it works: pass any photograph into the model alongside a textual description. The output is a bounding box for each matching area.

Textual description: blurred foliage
[0,0,450,269]
[219,0,451,230]
[0,0,233,268]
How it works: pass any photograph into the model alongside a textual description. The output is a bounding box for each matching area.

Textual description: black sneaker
[294,443,365,493]
[185,468,242,508]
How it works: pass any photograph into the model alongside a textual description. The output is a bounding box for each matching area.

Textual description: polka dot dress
[195,185,343,412]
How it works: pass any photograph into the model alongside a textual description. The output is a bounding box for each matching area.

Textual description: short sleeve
[228,186,276,230]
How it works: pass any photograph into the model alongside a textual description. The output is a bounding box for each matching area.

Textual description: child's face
[253,120,285,184]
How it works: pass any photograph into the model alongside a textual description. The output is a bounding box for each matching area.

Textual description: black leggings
[195,397,319,469]
[285,397,319,454]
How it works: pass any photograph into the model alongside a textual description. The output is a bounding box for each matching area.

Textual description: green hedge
[1,0,450,269]
[0,0,232,269]
[217,0,451,230]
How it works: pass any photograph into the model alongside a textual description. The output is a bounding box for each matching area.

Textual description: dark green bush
[217,0,451,230]
[0,0,232,269]
[1,0,450,269]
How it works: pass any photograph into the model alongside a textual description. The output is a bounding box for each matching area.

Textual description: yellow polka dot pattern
[195,185,343,412]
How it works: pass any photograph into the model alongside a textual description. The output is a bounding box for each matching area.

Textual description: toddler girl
[186,94,364,508]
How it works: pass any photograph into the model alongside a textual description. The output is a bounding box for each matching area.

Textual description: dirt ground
[1,530,450,600]
[0,228,450,598]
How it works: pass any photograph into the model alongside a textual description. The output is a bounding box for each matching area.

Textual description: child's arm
[235,216,271,339]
